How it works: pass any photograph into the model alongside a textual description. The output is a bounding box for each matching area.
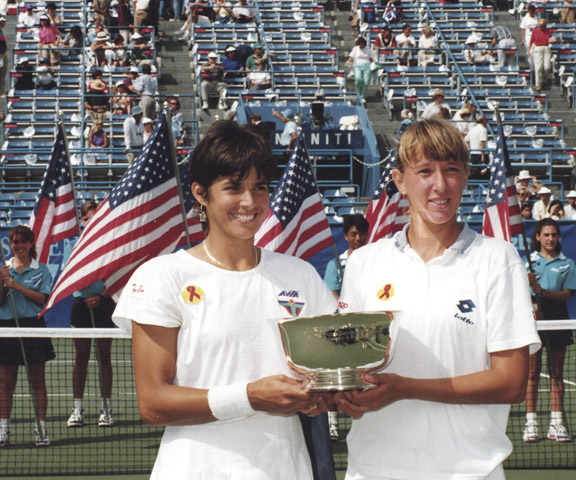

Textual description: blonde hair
[397,119,469,171]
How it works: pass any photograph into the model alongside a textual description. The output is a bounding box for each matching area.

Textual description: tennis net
[0,321,575,476]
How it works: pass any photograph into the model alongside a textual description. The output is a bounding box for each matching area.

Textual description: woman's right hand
[247,374,323,415]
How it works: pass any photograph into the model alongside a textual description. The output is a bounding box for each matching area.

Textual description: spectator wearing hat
[129,31,153,65]
[533,186,553,220]
[0,17,8,96]
[36,57,56,90]
[18,3,40,29]
[85,70,109,124]
[464,35,492,65]
[38,15,62,66]
[232,0,255,23]
[422,89,451,120]
[15,57,34,90]
[246,43,272,71]
[133,63,157,120]
[465,115,488,177]
[222,45,245,81]
[91,31,112,66]
[45,2,63,26]
[112,80,133,114]
[490,24,516,69]
[123,105,144,162]
[200,51,228,110]
[452,104,476,136]
[528,19,554,92]
[142,117,154,143]
[515,170,537,196]
[124,65,140,94]
[417,26,437,68]
[564,191,576,219]
[273,108,298,150]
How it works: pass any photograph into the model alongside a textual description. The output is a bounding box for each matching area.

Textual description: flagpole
[57,112,111,415]
[0,246,42,436]
[164,105,192,248]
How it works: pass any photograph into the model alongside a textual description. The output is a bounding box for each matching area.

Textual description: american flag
[481,121,524,241]
[365,155,409,243]
[29,123,78,264]
[255,135,333,259]
[42,115,202,313]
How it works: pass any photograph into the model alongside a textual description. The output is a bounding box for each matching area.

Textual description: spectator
[272,108,298,150]
[417,25,436,67]
[373,26,396,54]
[0,17,8,96]
[176,6,211,41]
[91,31,112,67]
[465,115,488,178]
[167,97,184,146]
[133,0,150,27]
[232,0,255,23]
[520,4,539,69]
[490,24,516,69]
[109,35,129,66]
[547,199,566,220]
[124,65,140,94]
[248,60,271,90]
[517,187,529,206]
[88,122,109,148]
[0,226,55,448]
[421,88,451,120]
[18,3,39,29]
[345,36,373,105]
[200,51,228,110]
[561,0,575,23]
[36,57,57,90]
[116,0,134,43]
[133,63,156,119]
[565,190,576,219]
[234,43,253,67]
[246,43,271,71]
[87,15,109,44]
[528,19,553,92]
[352,0,379,24]
[521,202,533,220]
[142,117,154,142]
[524,219,575,443]
[396,108,413,140]
[251,112,271,139]
[45,2,63,26]
[324,214,369,299]
[222,45,245,81]
[452,104,476,136]
[123,105,144,161]
[214,0,232,23]
[62,25,84,57]
[395,23,416,66]
[515,169,537,197]
[464,35,492,65]
[85,74,109,124]
[112,80,133,114]
[128,31,153,65]
[93,0,111,25]
[66,202,116,429]
[533,186,553,220]
[38,15,62,66]
[14,57,34,90]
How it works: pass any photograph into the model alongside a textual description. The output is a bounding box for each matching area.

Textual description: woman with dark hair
[346,36,373,104]
[0,226,55,448]
[62,25,83,57]
[112,121,337,479]
[547,198,565,220]
[523,218,576,443]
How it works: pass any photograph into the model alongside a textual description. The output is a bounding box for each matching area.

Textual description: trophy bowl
[278,311,394,391]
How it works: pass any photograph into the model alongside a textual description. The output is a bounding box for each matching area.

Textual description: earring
[199,205,207,223]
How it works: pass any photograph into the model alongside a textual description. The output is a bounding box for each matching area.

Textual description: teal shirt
[527,251,576,293]
[0,258,52,320]
[73,280,106,299]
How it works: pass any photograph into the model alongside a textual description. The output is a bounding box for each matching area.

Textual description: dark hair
[251,113,262,122]
[168,97,180,109]
[92,69,103,79]
[402,23,410,31]
[70,25,83,39]
[9,225,37,259]
[46,2,57,10]
[530,218,561,253]
[142,63,152,75]
[343,214,369,235]
[549,198,564,213]
[190,121,276,190]
[355,36,367,47]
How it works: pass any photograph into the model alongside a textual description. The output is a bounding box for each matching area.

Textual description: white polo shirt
[339,224,541,480]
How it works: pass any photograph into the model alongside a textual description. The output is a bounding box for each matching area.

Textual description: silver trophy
[278,312,394,391]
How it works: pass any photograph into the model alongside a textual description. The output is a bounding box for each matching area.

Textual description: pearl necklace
[203,241,259,271]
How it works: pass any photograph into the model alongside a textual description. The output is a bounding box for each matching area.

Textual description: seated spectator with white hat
[15,57,34,90]
[464,34,493,65]
[565,190,576,220]
[533,186,553,220]
[421,88,451,119]
[516,170,537,196]
[123,105,144,162]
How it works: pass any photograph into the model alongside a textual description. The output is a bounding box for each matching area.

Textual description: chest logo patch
[182,284,205,305]
[377,283,394,301]
[277,290,305,317]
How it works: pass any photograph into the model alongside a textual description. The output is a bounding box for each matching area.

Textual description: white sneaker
[0,429,10,448]
[329,424,339,441]
[547,424,571,442]
[218,100,227,110]
[99,409,115,427]
[67,408,84,427]
[35,427,50,447]
[523,422,539,443]
[202,102,209,110]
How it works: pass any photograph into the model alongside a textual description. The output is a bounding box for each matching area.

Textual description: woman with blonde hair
[417,25,437,67]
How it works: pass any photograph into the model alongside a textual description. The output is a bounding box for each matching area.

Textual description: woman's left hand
[85,295,102,309]
[333,373,402,419]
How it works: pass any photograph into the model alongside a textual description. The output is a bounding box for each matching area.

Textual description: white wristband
[207,382,256,421]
